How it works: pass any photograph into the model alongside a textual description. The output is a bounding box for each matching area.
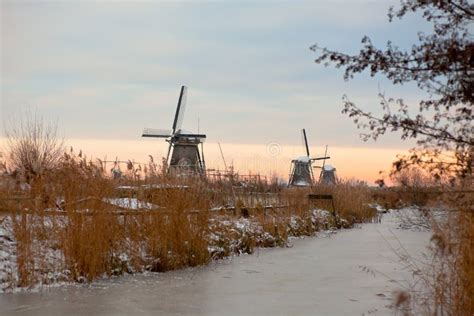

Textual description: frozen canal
[0,212,430,316]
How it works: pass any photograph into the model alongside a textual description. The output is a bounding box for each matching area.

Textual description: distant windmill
[142,86,206,176]
[314,145,337,185]
[288,129,329,187]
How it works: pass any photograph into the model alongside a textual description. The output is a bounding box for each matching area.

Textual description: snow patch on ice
[393,206,442,231]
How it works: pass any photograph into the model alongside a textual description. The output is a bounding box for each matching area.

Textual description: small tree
[311,0,473,182]
[5,112,64,183]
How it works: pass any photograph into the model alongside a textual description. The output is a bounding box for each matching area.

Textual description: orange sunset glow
[1,138,404,184]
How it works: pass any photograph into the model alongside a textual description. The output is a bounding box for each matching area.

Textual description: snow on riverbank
[0,216,17,292]
[1,208,338,292]
[0,208,432,316]
[0,215,73,293]
[0,206,432,293]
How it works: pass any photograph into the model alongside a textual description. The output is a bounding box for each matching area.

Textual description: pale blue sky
[1,0,429,149]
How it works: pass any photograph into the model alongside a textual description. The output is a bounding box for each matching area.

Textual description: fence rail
[0,204,294,217]
[0,193,295,217]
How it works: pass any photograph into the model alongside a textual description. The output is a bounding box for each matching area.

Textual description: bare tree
[311,3,474,314]
[4,112,64,183]
[311,0,473,181]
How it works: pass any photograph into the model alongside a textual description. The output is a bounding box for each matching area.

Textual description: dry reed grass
[0,155,377,290]
[2,115,471,316]
[310,179,376,224]
[0,120,377,289]
[382,167,474,316]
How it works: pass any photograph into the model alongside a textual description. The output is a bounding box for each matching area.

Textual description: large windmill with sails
[141,86,206,176]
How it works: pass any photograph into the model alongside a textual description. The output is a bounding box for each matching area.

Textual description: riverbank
[0,210,430,315]
[0,206,354,293]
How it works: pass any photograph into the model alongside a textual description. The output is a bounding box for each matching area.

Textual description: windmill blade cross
[172,85,188,133]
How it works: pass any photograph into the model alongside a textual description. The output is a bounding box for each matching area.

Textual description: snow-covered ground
[104,198,158,210]
[0,206,340,293]
[0,210,431,315]
[0,216,17,293]
[0,215,72,293]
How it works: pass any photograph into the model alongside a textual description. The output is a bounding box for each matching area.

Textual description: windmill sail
[302,128,310,157]
[321,145,328,169]
[172,86,187,133]
[142,128,172,138]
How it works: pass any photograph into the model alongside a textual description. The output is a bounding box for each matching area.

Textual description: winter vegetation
[0,118,378,292]
[0,109,471,316]
[311,1,473,315]
[1,1,472,315]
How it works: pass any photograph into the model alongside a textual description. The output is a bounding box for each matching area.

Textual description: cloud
[1,0,425,149]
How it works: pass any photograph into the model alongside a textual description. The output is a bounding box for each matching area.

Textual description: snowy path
[0,213,430,316]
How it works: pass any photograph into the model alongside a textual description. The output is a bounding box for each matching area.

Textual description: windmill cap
[323,164,335,171]
[295,156,311,163]
[176,129,193,134]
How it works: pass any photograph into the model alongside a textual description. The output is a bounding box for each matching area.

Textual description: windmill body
[142,86,206,176]
[289,156,313,187]
[320,164,336,185]
[168,130,205,176]
[316,145,337,185]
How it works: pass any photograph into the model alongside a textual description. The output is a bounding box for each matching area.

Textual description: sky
[0,0,431,183]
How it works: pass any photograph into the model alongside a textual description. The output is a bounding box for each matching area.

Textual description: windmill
[314,145,337,185]
[142,86,206,176]
[288,129,330,187]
